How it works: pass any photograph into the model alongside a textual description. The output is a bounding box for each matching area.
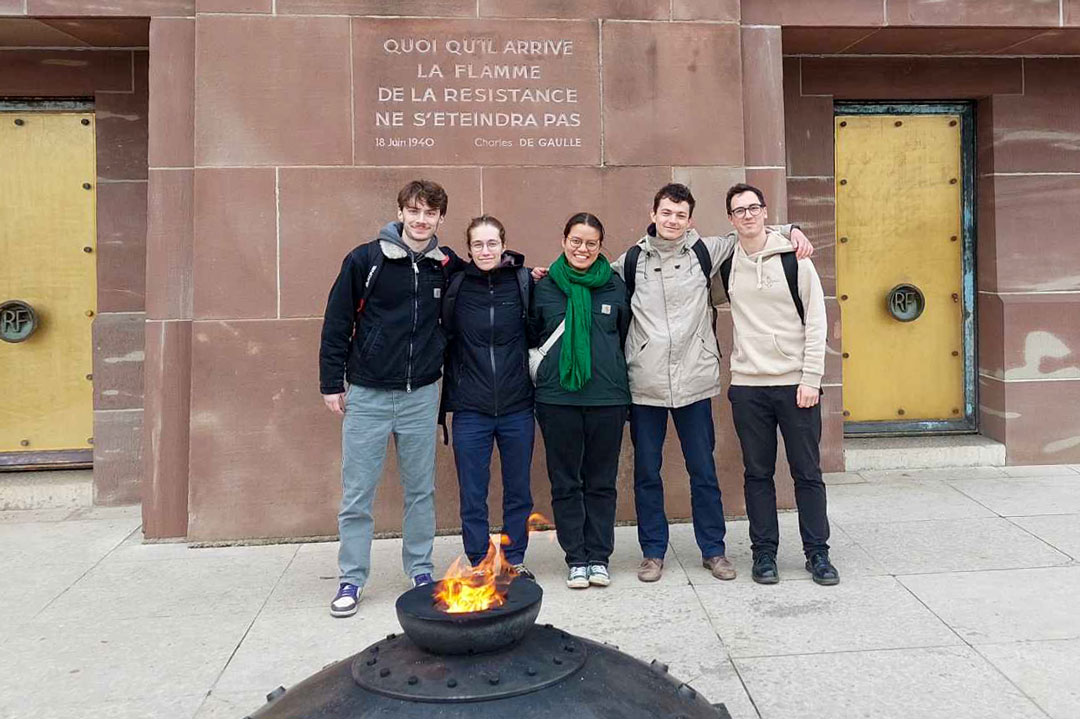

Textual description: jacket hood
[377,221,446,263]
[464,249,525,276]
[733,230,794,291]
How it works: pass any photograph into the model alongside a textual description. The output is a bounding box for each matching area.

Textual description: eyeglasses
[566,236,601,252]
[469,241,502,252]
[730,204,765,219]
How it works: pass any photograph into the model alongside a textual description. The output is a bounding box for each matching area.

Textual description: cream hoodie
[728,231,827,388]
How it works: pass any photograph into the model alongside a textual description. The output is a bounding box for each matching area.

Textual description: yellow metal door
[0,112,97,457]
[835,114,965,425]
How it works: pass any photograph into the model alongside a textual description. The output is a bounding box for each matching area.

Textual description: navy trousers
[630,398,727,560]
[451,408,535,566]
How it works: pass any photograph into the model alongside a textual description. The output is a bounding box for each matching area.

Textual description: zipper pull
[406,380,412,393]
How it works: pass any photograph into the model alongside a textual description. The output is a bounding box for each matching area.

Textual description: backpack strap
[781,252,806,325]
[690,239,713,285]
[719,253,733,299]
[720,250,804,325]
[440,271,467,331]
[515,266,531,319]
[623,245,642,297]
[356,241,384,318]
[691,239,721,358]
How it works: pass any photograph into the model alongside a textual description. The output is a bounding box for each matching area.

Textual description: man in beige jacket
[612,183,812,583]
[723,182,838,586]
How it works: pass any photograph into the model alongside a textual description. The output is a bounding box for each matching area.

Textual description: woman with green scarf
[530,212,631,589]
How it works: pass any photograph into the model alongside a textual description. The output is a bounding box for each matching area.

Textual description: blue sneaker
[413,573,434,588]
[330,582,360,618]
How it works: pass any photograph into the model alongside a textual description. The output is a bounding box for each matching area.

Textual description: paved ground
[2,464,1079,719]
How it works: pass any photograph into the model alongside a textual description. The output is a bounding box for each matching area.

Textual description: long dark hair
[562,212,605,243]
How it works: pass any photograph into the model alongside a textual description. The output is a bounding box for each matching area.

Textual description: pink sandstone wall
[7,0,1078,540]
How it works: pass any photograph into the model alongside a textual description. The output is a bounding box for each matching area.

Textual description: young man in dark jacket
[319,179,463,618]
[442,215,535,576]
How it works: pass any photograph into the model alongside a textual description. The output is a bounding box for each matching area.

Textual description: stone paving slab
[0,516,139,568]
[1000,464,1080,477]
[37,544,298,622]
[901,566,1080,643]
[824,480,995,523]
[2,464,1079,719]
[693,574,960,658]
[735,646,1047,719]
[976,638,1080,719]
[857,466,1008,482]
[948,475,1080,516]
[0,614,253,716]
[839,516,1073,574]
[1009,514,1080,560]
[7,694,206,719]
[670,514,889,585]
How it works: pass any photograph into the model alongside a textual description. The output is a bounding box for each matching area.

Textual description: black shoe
[513,563,536,581]
[751,554,779,584]
[805,551,840,585]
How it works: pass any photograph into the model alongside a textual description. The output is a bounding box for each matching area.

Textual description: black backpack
[719,251,805,325]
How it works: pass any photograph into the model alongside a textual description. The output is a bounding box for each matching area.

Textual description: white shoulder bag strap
[539,318,566,357]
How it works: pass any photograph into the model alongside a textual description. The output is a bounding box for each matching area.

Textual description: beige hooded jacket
[611,225,792,408]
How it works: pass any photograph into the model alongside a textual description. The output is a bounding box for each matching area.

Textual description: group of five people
[318,179,838,618]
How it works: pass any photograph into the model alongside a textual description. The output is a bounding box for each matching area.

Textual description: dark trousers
[630,399,727,560]
[535,402,627,567]
[728,385,830,557]
[451,408,535,566]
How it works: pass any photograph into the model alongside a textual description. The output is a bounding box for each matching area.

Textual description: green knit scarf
[547,253,612,392]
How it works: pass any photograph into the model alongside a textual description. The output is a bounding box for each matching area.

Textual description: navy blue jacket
[443,252,534,417]
[319,222,463,394]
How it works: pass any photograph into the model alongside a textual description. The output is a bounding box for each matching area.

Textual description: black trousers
[535,403,627,567]
[728,385,830,557]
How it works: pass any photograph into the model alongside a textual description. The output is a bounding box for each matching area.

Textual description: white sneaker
[566,565,589,589]
[587,564,610,587]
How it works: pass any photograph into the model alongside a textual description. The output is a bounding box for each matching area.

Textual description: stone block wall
[6,0,1077,540]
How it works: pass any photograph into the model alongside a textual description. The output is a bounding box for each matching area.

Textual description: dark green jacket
[529,273,631,407]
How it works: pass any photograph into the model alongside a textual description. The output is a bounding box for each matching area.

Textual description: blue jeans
[338,382,437,587]
[451,409,535,565]
[630,398,727,560]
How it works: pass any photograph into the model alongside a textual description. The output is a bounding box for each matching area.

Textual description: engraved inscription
[354,20,601,165]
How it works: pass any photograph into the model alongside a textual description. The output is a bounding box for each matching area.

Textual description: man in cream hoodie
[613,183,813,583]
[724,183,838,586]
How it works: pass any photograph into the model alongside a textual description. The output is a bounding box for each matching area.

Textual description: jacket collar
[378,238,447,264]
[463,249,525,277]
[638,225,699,255]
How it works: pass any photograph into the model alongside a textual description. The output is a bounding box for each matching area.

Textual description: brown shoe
[703,555,737,580]
[637,557,663,582]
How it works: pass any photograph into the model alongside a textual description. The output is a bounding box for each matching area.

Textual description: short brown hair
[397,179,448,216]
[465,215,506,246]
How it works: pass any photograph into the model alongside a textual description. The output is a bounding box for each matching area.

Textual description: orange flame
[433,513,558,613]
[527,512,556,543]
[433,538,516,614]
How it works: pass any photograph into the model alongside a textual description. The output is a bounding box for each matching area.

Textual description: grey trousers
[338,382,438,587]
